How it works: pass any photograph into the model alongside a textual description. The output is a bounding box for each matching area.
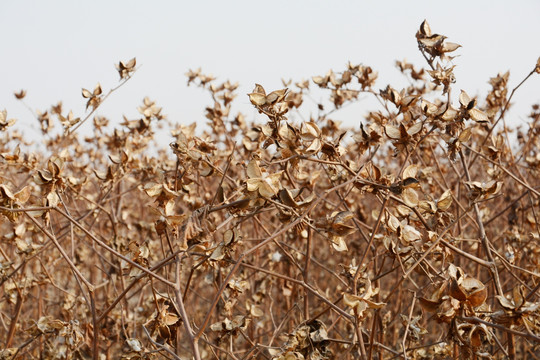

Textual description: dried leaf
[248,92,267,106]
[385,125,401,140]
[469,108,489,123]
[246,160,263,178]
[437,189,453,211]
[402,188,419,207]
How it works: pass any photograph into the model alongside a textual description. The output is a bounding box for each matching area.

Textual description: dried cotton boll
[271,251,283,262]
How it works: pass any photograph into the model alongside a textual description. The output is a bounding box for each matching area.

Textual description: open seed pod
[450,276,487,307]
[448,264,487,307]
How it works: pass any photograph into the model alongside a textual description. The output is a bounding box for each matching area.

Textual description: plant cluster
[1,20,540,359]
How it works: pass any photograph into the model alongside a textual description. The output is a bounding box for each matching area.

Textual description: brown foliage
[0,20,540,359]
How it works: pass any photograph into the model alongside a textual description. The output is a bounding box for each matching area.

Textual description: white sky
[2,1,539,140]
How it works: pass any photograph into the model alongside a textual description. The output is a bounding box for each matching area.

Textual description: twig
[174,256,201,360]
[459,316,540,343]
[24,212,94,291]
[459,149,504,297]
[142,325,182,360]
[469,66,538,168]
[53,206,176,288]
[401,293,416,360]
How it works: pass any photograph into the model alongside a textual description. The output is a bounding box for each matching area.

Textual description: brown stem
[174,257,201,360]
[90,291,99,360]
[303,227,312,320]
[459,149,504,297]
[5,290,23,349]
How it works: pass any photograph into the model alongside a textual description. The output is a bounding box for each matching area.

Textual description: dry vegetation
[1,20,540,359]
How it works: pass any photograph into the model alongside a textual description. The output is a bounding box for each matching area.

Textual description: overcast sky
[2,1,539,140]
